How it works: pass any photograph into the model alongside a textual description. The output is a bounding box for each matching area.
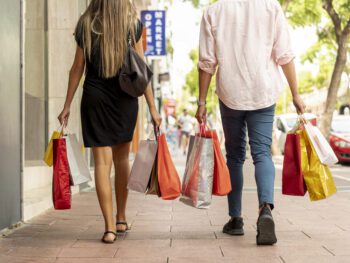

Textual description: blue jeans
[219,101,276,217]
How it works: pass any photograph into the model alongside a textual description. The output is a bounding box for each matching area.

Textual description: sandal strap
[104,231,117,236]
[116,222,128,226]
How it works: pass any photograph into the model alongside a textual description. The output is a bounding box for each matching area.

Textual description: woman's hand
[150,108,162,128]
[195,105,207,124]
[293,94,306,115]
[58,107,70,126]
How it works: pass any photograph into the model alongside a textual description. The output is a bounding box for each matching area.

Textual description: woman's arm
[58,46,85,126]
[134,37,162,127]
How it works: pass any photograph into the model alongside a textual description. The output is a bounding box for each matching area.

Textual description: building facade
[0,0,151,231]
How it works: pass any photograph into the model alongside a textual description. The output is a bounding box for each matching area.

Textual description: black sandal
[101,231,117,244]
[116,222,130,233]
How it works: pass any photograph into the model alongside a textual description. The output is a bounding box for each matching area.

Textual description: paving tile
[171,231,216,240]
[168,246,223,258]
[55,259,116,263]
[321,239,350,256]
[58,247,117,258]
[129,225,171,232]
[6,247,61,258]
[281,255,339,263]
[115,247,171,258]
[123,232,172,240]
[0,255,56,263]
[0,237,75,248]
[169,256,282,263]
[131,220,172,227]
[171,225,221,232]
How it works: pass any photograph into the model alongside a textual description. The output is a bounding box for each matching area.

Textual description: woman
[58,0,161,244]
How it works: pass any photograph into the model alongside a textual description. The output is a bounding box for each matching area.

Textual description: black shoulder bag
[119,28,153,98]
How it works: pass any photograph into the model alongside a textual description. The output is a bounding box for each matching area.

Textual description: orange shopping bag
[199,126,231,196]
[157,133,181,200]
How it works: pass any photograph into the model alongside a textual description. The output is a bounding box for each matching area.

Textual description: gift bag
[128,139,158,193]
[157,134,181,200]
[147,153,161,197]
[65,134,91,185]
[301,129,337,201]
[199,127,231,196]
[182,135,214,209]
[282,130,307,196]
[52,138,71,209]
[43,127,62,166]
[304,121,338,165]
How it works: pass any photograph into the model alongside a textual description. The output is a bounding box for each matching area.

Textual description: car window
[285,118,297,129]
[331,119,350,133]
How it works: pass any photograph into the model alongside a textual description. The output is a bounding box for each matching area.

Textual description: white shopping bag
[65,134,92,185]
[304,122,338,166]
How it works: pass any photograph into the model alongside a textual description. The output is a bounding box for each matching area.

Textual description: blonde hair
[77,0,138,78]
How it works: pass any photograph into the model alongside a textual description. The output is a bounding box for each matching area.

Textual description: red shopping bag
[157,134,181,200]
[282,133,307,196]
[199,128,231,196]
[53,138,71,209]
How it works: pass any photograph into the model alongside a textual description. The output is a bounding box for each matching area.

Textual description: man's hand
[195,105,207,124]
[293,94,306,114]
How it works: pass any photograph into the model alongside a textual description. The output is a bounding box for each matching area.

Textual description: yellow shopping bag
[300,129,337,201]
[43,129,62,166]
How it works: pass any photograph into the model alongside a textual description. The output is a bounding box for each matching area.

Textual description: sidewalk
[1,151,350,263]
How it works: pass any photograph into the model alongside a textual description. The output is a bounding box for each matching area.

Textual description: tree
[319,0,350,136]
[276,0,350,136]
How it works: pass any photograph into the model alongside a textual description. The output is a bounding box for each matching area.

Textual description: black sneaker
[223,217,244,236]
[256,206,277,245]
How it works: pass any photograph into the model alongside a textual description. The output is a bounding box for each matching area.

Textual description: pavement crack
[322,245,336,256]
[301,231,311,239]
[214,231,218,239]
[335,224,346,231]
[219,246,225,257]
[279,256,286,263]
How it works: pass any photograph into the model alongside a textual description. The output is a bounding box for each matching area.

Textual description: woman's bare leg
[112,142,131,231]
[92,146,115,241]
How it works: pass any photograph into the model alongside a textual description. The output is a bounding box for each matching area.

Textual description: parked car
[329,116,350,163]
[274,113,317,155]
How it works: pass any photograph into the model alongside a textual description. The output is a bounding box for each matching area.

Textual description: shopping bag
[65,134,92,185]
[147,153,161,197]
[52,138,71,209]
[301,129,337,201]
[157,134,181,200]
[282,130,307,196]
[199,127,231,196]
[128,139,158,193]
[186,135,195,164]
[182,135,214,209]
[304,121,338,166]
[43,128,62,166]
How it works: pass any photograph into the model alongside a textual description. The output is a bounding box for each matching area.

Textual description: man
[195,0,306,245]
[178,109,193,155]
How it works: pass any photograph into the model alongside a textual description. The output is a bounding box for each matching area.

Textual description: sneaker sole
[223,228,244,236]
[256,216,277,245]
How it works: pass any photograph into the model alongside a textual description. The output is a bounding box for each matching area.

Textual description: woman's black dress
[75,19,143,147]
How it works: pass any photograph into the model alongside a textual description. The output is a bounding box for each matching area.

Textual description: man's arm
[281,60,306,114]
[196,69,213,123]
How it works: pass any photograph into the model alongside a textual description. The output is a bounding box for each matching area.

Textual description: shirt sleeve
[74,17,84,48]
[198,11,218,75]
[272,3,295,65]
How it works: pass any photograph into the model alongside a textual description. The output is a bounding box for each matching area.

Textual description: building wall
[0,0,22,230]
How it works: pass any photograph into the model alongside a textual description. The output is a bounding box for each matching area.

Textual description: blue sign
[141,10,166,56]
